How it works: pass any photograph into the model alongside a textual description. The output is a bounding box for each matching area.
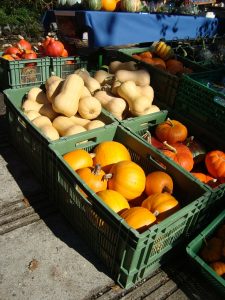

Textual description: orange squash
[63,149,93,171]
[93,141,131,172]
[139,51,153,59]
[107,160,146,200]
[151,57,166,70]
[142,192,179,222]
[191,172,216,184]
[96,189,130,214]
[102,0,118,11]
[120,207,156,233]
[205,150,225,179]
[145,171,173,195]
[76,164,107,193]
[155,119,188,144]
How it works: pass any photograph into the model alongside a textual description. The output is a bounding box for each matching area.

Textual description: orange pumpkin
[102,0,118,11]
[63,149,93,171]
[162,142,194,172]
[107,160,146,200]
[205,150,225,179]
[93,141,131,172]
[142,192,179,222]
[191,172,216,184]
[151,57,166,70]
[120,207,156,232]
[139,51,153,59]
[96,189,130,214]
[145,171,173,195]
[166,59,184,75]
[76,164,107,193]
[155,119,188,144]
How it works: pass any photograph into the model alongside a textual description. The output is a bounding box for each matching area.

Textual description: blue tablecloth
[42,10,225,48]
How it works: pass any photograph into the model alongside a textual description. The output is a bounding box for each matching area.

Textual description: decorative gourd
[117,80,153,116]
[76,164,108,193]
[107,160,146,200]
[162,141,194,172]
[83,0,102,10]
[120,0,141,12]
[205,150,225,179]
[52,74,84,117]
[39,125,60,141]
[75,68,101,93]
[145,171,173,196]
[27,87,49,104]
[155,119,188,144]
[153,41,174,61]
[115,69,150,86]
[96,189,130,214]
[78,96,102,120]
[120,207,156,233]
[109,61,137,73]
[93,141,131,172]
[63,149,93,171]
[142,192,179,222]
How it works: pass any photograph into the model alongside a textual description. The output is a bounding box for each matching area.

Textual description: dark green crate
[0,55,51,90]
[3,86,117,188]
[187,209,225,297]
[115,47,207,109]
[175,69,225,137]
[48,124,210,288]
[50,56,87,78]
[121,111,225,227]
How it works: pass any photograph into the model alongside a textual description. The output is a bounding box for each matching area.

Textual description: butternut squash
[81,86,91,98]
[94,90,113,107]
[39,124,60,141]
[27,87,49,104]
[52,74,84,117]
[117,81,152,116]
[46,78,64,103]
[137,85,154,102]
[115,69,150,86]
[45,75,62,89]
[32,116,52,128]
[75,68,101,93]
[138,105,160,116]
[105,97,129,120]
[85,120,105,130]
[69,115,90,127]
[109,61,137,73]
[94,70,113,85]
[63,124,87,137]
[78,96,102,120]
[111,79,121,96]
[39,103,59,121]
[22,100,43,112]
[24,110,41,121]
[52,116,75,136]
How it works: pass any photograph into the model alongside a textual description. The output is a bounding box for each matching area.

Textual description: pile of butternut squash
[21,60,160,141]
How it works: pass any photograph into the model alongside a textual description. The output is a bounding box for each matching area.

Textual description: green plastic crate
[175,69,225,138]
[121,111,225,227]
[3,86,117,188]
[50,56,87,78]
[0,55,51,90]
[187,209,225,297]
[115,47,207,109]
[48,124,210,288]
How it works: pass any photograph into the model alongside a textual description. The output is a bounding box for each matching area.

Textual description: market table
[42,10,225,48]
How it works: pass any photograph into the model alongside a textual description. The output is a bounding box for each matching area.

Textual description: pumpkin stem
[142,130,152,144]
[153,210,160,217]
[163,141,177,153]
[162,186,172,194]
[92,164,102,175]
[104,173,113,180]
[90,153,96,159]
[166,118,174,127]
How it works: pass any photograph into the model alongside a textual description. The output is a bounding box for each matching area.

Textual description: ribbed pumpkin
[93,141,131,172]
[120,0,141,12]
[63,149,93,171]
[145,171,173,196]
[142,192,179,222]
[120,207,156,233]
[107,160,146,200]
[155,119,188,144]
[83,0,102,10]
[96,189,130,214]
[205,150,225,179]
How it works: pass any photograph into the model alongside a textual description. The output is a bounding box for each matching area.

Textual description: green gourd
[120,0,141,12]
[83,0,102,10]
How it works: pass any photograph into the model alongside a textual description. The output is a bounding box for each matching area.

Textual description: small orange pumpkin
[139,51,153,59]
[145,171,173,196]
[151,57,166,70]
[63,149,93,171]
[96,189,130,214]
[191,172,216,184]
[76,164,107,193]
[155,119,188,144]
[102,0,118,11]
[107,160,146,200]
[205,150,225,179]
[93,141,131,172]
[142,192,179,222]
[120,207,156,233]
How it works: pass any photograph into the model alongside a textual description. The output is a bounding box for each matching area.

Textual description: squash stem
[163,141,177,153]
[92,164,101,175]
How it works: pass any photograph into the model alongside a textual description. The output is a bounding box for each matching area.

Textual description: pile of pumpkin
[63,140,180,233]
[143,118,225,187]
[1,35,69,61]
[21,60,160,140]
[200,223,225,278]
[132,41,193,75]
